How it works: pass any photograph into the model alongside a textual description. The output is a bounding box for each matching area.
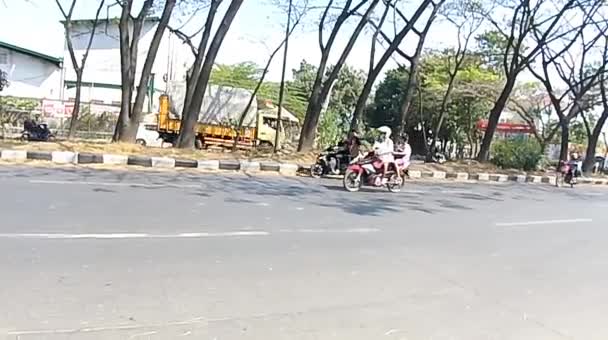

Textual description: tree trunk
[68,70,83,139]
[114,9,134,142]
[583,110,608,174]
[273,0,293,152]
[477,76,517,161]
[125,0,176,141]
[177,0,244,148]
[559,121,569,162]
[183,0,221,115]
[298,94,324,152]
[297,0,381,152]
[349,0,436,131]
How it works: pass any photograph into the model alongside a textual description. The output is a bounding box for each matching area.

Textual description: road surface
[1,164,607,339]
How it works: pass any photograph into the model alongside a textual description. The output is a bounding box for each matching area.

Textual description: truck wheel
[195,138,204,149]
[136,139,146,146]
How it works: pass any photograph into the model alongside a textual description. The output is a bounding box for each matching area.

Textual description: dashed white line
[29,179,199,189]
[495,218,593,227]
[0,231,269,240]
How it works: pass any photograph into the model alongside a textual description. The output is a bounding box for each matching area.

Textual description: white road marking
[401,189,425,194]
[29,179,199,189]
[440,189,473,194]
[495,218,593,227]
[279,228,380,233]
[0,231,269,240]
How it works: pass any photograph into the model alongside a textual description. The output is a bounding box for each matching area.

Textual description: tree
[581,40,608,173]
[526,0,607,162]
[297,0,381,152]
[365,52,501,156]
[55,0,105,140]
[349,0,440,132]
[0,70,8,92]
[113,0,177,142]
[476,0,585,161]
[509,82,559,153]
[232,0,307,151]
[289,60,365,147]
[176,0,244,148]
[425,0,484,160]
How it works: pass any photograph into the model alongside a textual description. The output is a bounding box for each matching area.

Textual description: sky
[0,0,460,83]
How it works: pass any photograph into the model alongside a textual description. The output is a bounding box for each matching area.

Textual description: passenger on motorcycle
[394,133,412,175]
[374,126,396,181]
[568,152,583,177]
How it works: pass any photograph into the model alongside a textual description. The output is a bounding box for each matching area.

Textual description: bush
[491,138,543,171]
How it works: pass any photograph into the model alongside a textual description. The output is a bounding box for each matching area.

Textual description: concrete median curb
[1,148,607,185]
[0,148,307,177]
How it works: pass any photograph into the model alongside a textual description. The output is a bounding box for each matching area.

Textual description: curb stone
[197,160,219,170]
[0,149,27,161]
[0,148,607,185]
[51,151,77,164]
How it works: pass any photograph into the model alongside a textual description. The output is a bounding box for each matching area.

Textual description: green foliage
[0,96,39,112]
[210,62,261,90]
[365,51,501,153]
[491,138,543,170]
[288,60,366,147]
[72,107,117,133]
[207,60,366,148]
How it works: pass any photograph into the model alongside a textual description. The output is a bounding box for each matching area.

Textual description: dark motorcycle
[556,160,580,188]
[310,145,352,178]
[20,120,56,142]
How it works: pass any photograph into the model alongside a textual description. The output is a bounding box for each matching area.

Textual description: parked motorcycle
[556,160,579,188]
[20,120,55,142]
[310,145,351,178]
[343,151,404,192]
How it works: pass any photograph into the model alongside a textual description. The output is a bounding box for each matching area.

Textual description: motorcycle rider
[374,126,395,183]
[568,151,583,178]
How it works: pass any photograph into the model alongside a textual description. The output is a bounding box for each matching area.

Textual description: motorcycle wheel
[343,169,361,192]
[310,164,324,178]
[20,134,29,142]
[386,173,403,193]
[47,135,56,142]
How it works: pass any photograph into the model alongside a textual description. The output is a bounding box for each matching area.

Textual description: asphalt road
[1,164,608,340]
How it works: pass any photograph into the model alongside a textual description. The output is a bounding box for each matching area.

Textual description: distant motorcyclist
[568,152,583,177]
[345,128,361,158]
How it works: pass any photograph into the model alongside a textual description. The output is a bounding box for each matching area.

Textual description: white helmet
[377,126,392,138]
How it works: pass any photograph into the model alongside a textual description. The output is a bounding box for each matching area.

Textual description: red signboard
[476,120,534,134]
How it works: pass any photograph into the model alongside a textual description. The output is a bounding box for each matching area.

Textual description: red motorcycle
[343,151,404,192]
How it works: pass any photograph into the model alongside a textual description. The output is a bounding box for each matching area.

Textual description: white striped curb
[51,151,77,164]
[151,157,175,168]
[478,173,490,181]
[102,154,128,165]
[239,161,261,172]
[408,170,422,178]
[197,160,219,170]
[455,172,469,180]
[0,149,27,161]
[432,171,446,179]
[1,148,607,184]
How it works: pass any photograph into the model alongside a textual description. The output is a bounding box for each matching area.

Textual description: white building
[0,40,62,99]
[61,17,191,113]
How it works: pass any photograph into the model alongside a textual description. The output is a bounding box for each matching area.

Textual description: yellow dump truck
[156,94,299,150]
